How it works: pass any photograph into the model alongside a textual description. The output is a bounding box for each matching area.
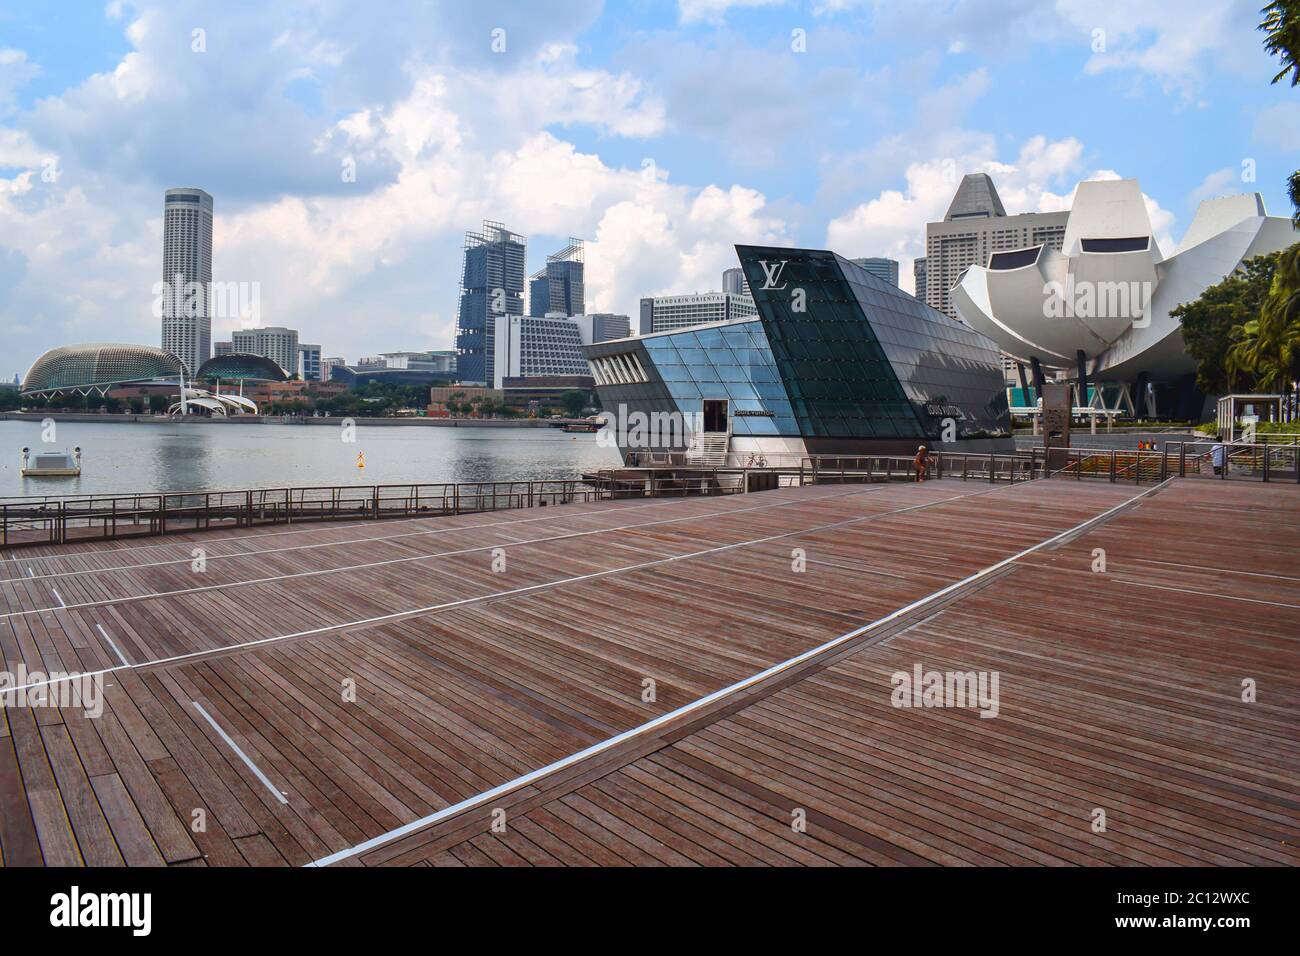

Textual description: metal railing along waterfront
[0,480,605,549]
[626,443,1300,486]
[5,441,1295,550]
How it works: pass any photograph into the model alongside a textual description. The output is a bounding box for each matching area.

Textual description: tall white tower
[161,187,213,373]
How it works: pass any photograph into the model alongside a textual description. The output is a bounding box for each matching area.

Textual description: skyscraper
[161,187,214,373]
[913,257,927,302]
[455,221,527,385]
[850,257,900,286]
[721,267,748,296]
[528,238,585,317]
[925,174,1067,319]
[231,326,300,376]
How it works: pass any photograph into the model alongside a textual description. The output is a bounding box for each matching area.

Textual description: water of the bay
[0,419,621,498]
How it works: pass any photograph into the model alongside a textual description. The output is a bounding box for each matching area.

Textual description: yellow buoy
[356,452,366,470]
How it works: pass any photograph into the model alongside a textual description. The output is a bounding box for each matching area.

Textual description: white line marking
[192,701,289,805]
[306,478,1169,867]
[1113,578,1300,610]
[1123,557,1300,582]
[0,486,888,621]
[96,624,131,667]
[4,483,995,698]
[50,587,65,607]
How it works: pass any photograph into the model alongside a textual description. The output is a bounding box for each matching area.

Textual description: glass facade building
[586,246,1011,458]
[455,222,527,385]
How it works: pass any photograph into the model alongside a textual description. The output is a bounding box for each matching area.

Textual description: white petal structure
[951,179,1298,382]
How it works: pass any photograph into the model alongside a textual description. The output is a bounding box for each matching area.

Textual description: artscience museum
[951,179,1299,419]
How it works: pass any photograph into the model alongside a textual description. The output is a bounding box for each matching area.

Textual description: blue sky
[1,0,1297,377]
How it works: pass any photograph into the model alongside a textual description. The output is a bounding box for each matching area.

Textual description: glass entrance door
[702,399,729,433]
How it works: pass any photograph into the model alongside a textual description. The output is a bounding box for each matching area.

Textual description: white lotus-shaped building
[951,179,1298,386]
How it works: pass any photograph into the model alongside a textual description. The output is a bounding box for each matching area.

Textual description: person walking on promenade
[914,445,931,483]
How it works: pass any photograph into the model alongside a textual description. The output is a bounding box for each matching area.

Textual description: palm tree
[1261,1,1300,85]
[1289,170,1300,229]
[1228,244,1300,415]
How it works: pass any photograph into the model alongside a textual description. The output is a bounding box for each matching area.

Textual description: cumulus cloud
[0,5,786,365]
[825,135,1176,292]
[0,0,1276,376]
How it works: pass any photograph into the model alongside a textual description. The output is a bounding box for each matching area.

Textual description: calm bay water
[0,419,621,498]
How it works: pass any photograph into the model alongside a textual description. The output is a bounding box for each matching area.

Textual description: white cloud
[0,49,41,116]
[1189,167,1241,206]
[677,0,786,26]
[825,136,1177,292]
[1,25,787,362]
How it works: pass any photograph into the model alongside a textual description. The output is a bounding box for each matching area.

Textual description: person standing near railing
[914,445,931,483]
[1211,439,1226,476]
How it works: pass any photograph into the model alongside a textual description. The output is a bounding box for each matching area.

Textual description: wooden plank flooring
[1,478,1296,866]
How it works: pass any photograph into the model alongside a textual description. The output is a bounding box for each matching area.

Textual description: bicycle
[744,453,769,468]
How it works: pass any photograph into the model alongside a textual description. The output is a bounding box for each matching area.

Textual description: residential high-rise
[455,221,527,385]
[161,187,214,373]
[850,257,900,286]
[925,174,1067,319]
[913,257,927,302]
[231,326,300,377]
[528,238,585,318]
[721,267,748,296]
[638,292,758,335]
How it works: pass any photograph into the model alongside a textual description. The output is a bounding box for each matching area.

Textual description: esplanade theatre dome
[21,344,186,397]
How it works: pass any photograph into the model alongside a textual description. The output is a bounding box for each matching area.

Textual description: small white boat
[21,446,82,477]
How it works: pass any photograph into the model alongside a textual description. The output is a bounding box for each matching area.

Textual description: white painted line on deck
[0,485,891,621]
[1113,578,1300,610]
[50,587,65,607]
[4,483,997,698]
[306,478,1169,867]
[1124,557,1300,582]
[96,624,131,667]
[192,701,289,805]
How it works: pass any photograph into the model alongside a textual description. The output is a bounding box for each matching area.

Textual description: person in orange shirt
[914,445,931,483]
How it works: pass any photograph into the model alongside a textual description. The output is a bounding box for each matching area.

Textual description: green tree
[560,389,588,417]
[1289,170,1300,229]
[1261,1,1300,85]
[1173,250,1283,393]
[1260,2,1300,225]
[1229,243,1300,409]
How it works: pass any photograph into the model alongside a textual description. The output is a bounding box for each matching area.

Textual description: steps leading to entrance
[686,432,729,467]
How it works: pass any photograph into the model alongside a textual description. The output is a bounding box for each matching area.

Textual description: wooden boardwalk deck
[1,478,1296,866]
